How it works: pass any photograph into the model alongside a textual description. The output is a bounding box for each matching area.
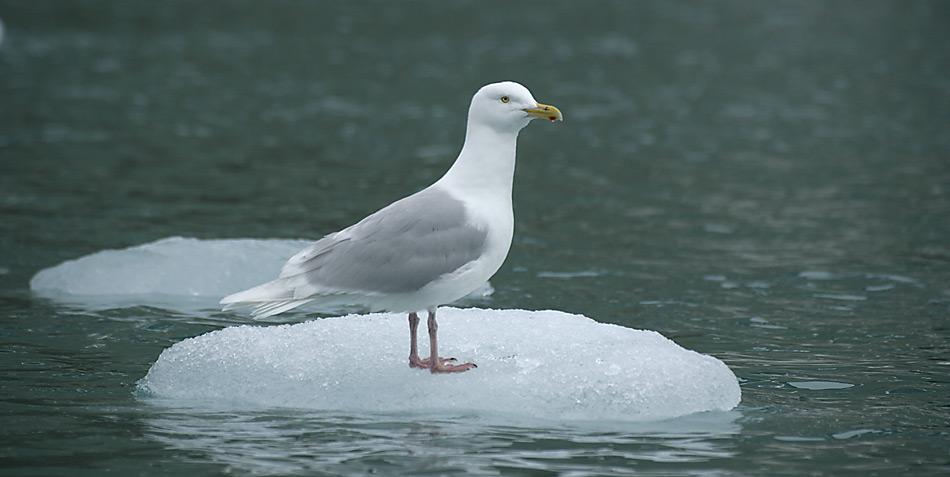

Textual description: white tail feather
[220,277,292,304]
[248,299,313,319]
[220,277,313,319]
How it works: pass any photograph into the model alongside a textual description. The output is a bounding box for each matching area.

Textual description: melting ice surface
[32,237,310,298]
[29,237,492,311]
[138,308,741,422]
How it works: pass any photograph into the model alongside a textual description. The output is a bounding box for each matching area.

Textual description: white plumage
[221,81,562,372]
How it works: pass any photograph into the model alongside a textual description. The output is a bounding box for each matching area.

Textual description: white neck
[436,121,520,196]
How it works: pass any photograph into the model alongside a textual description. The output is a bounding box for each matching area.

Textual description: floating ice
[813,293,867,301]
[29,236,493,310]
[832,429,881,440]
[537,270,603,279]
[788,381,854,390]
[865,273,918,284]
[32,237,310,298]
[138,308,741,422]
[799,270,835,280]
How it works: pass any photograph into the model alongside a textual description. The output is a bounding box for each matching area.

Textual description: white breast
[378,187,512,312]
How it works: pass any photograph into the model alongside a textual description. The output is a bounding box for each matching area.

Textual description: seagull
[221,81,562,373]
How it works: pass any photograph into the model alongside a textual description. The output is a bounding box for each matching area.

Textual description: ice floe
[30,237,492,311]
[138,307,741,422]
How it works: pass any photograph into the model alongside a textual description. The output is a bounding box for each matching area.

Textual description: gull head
[467,81,563,132]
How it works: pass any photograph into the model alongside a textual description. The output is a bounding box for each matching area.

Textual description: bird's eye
[500,96,510,103]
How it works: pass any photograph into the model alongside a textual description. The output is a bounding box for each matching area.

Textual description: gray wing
[280,187,487,294]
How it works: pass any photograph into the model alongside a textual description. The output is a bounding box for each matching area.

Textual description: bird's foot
[429,361,477,373]
[409,355,457,369]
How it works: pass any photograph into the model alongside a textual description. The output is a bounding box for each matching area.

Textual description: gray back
[281,187,488,294]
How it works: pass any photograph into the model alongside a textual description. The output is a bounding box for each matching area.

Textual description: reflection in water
[142,406,742,475]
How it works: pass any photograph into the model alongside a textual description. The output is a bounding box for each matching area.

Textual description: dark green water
[2,0,949,475]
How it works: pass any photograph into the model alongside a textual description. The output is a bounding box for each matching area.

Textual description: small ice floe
[29,236,495,311]
[787,381,854,390]
[813,293,867,301]
[749,317,786,330]
[703,223,734,234]
[832,429,882,440]
[865,273,918,284]
[30,237,310,299]
[799,271,835,280]
[774,436,826,442]
[638,300,699,308]
[536,270,603,279]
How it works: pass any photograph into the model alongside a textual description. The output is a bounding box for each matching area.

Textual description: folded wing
[221,187,488,318]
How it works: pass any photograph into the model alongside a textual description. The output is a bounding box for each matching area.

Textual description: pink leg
[426,308,476,373]
[408,312,455,369]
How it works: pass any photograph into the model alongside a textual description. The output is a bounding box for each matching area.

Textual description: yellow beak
[524,103,563,122]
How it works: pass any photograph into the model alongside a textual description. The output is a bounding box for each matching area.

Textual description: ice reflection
[142,407,742,476]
